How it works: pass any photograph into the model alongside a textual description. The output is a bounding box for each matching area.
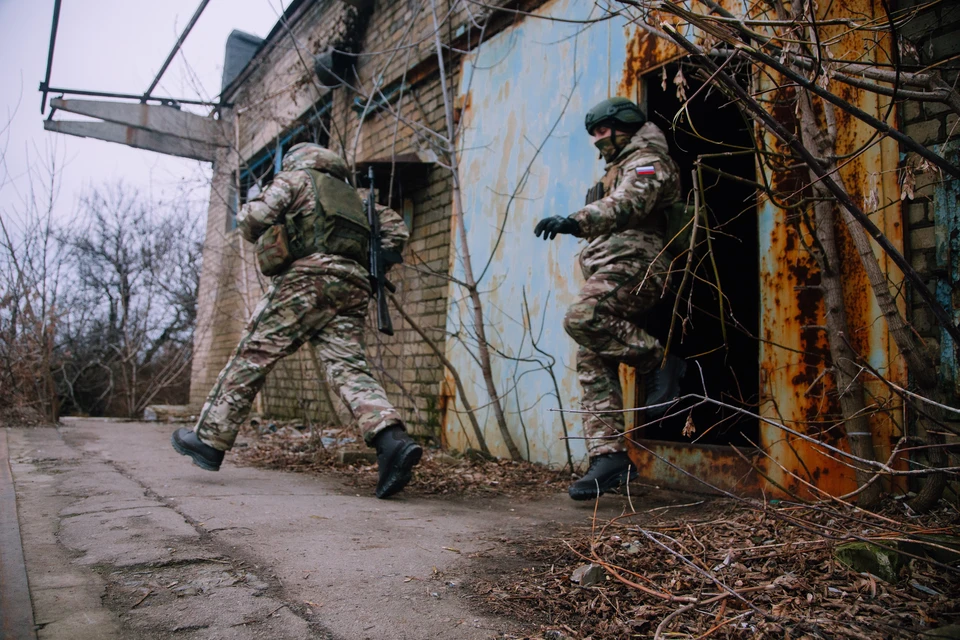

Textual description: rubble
[570,564,605,587]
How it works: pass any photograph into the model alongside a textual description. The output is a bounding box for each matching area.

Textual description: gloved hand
[534,216,581,240]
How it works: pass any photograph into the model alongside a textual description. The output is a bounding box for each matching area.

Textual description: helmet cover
[281,143,350,180]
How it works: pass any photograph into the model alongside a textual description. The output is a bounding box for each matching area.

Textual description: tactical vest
[255,169,370,276]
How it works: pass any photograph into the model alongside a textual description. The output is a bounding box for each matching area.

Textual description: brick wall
[190,143,259,408]
[899,60,959,485]
[901,87,959,393]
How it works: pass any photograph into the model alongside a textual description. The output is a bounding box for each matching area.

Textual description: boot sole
[171,432,221,472]
[375,442,423,499]
[568,467,639,501]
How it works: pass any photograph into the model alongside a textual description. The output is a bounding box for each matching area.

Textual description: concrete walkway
[3,420,647,640]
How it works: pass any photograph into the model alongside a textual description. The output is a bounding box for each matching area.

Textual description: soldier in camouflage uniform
[535,97,686,500]
[172,143,422,499]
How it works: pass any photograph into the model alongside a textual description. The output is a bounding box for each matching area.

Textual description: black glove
[534,216,581,240]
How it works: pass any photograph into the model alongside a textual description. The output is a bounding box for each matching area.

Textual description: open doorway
[637,62,760,447]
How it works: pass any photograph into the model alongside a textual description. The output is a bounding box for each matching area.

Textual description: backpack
[255,169,370,276]
[663,200,697,257]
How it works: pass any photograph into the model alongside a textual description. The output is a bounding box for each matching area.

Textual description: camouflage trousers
[563,262,664,456]
[194,265,401,451]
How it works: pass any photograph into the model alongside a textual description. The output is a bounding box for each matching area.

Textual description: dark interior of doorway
[637,62,760,447]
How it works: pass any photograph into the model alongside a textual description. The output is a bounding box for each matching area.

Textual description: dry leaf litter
[231,421,569,498]
[477,500,960,639]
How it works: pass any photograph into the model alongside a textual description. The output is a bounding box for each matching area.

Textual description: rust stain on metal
[627,438,762,496]
[822,2,907,489]
[756,80,859,499]
[619,364,637,434]
[753,0,907,499]
[619,20,680,99]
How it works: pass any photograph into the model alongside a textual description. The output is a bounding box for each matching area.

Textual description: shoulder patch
[635,159,663,180]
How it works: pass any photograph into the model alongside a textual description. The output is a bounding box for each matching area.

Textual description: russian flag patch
[635,165,657,176]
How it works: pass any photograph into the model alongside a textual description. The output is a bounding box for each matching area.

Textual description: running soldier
[534,97,687,500]
[172,143,421,499]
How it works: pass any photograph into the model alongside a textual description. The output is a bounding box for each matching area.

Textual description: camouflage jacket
[570,122,681,276]
[238,171,409,286]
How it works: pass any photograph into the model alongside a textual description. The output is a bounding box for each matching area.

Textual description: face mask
[593,131,633,162]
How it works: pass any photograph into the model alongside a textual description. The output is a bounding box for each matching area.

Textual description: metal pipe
[43,86,225,108]
[39,0,63,114]
[142,0,211,100]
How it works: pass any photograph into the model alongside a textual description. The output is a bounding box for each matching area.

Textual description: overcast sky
[0,0,281,227]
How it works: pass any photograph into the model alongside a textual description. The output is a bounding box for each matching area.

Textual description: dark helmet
[584,97,646,135]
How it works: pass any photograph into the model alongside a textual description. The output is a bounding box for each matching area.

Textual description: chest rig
[256,169,370,276]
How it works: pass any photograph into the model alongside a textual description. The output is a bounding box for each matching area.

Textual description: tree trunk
[799,93,882,508]
[908,398,948,513]
[832,155,945,512]
[810,195,883,508]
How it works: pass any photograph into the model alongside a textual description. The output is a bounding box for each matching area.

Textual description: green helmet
[281,143,350,180]
[584,97,646,135]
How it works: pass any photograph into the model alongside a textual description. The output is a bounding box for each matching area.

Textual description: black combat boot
[568,452,637,501]
[171,428,225,471]
[372,424,423,499]
[644,354,687,419]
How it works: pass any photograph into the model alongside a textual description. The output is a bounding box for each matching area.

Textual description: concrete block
[911,306,932,333]
[910,250,930,273]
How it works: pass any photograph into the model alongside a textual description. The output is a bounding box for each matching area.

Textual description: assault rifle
[366,167,399,335]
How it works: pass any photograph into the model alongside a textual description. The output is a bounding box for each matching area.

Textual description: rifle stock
[366,167,395,336]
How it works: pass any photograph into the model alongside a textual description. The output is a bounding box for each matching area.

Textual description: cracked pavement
[4,419,636,639]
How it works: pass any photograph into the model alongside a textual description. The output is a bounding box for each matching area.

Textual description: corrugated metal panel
[448,0,630,464]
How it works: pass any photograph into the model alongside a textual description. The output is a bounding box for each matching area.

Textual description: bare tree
[57,183,201,418]
[0,129,65,424]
